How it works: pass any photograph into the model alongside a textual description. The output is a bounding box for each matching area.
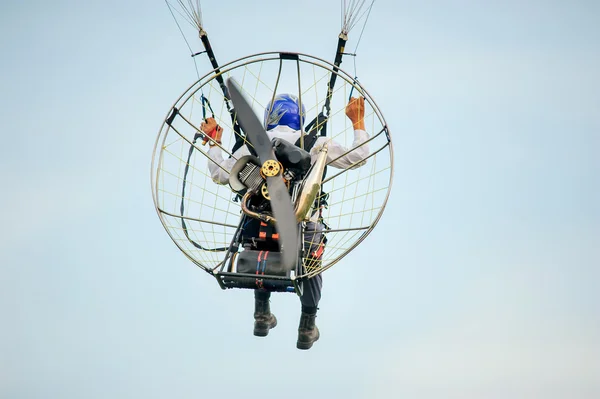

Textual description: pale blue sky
[1,1,599,398]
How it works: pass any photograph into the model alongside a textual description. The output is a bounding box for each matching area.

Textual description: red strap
[255,251,264,288]
[262,251,269,275]
[312,243,324,259]
[256,251,264,275]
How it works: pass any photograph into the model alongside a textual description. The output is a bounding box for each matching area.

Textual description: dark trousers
[299,221,324,308]
[254,221,325,309]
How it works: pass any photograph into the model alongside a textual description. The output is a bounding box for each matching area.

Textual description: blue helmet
[264,93,305,131]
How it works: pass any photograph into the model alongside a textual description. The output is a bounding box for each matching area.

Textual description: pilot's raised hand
[345,96,365,130]
[200,117,223,146]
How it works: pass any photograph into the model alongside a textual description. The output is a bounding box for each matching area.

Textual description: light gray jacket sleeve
[206,146,247,185]
[311,129,370,170]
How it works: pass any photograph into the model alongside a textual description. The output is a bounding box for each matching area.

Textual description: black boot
[253,290,277,337]
[296,307,320,350]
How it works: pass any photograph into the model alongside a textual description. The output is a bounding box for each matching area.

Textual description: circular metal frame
[151,51,394,277]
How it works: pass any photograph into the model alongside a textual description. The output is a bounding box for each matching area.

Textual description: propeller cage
[151,51,394,286]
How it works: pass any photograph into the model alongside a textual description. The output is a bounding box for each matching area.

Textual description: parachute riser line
[322,33,348,118]
[198,29,246,154]
[199,30,230,103]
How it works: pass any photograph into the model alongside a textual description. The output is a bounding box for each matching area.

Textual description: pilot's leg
[297,221,324,349]
[253,289,277,337]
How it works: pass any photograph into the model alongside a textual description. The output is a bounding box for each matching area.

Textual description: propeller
[226,78,299,271]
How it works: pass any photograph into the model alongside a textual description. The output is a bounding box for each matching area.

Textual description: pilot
[202,93,369,349]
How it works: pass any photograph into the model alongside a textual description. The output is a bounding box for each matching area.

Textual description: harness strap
[261,251,269,274]
[255,250,264,288]
[294,114,330,219]
[296,112,328,152]
[312,242,325,259]
[258,221,278,240]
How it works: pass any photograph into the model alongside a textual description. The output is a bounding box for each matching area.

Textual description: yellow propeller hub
[261,160,281,177]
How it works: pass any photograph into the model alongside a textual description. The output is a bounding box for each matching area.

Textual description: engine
[229,139,311,196]
[227,138,316,226]
[272,138,311,179]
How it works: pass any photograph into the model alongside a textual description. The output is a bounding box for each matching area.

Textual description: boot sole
[296,341,313,350]
[254,319,277,337]
[296,331,320,350]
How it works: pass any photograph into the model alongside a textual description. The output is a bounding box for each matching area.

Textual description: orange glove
[345,96,365,130]
[200,117,223,146]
